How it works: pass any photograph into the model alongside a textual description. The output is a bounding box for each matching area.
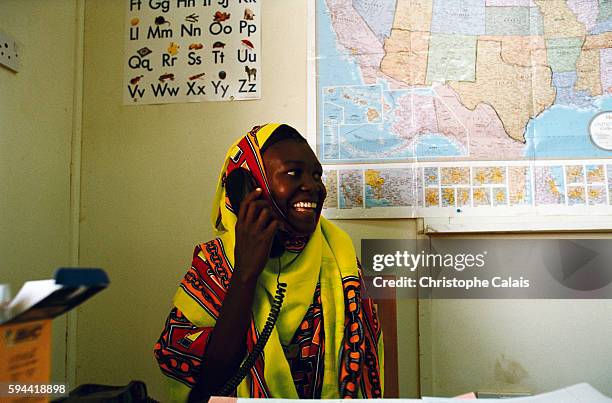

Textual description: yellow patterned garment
[154,124,383,401]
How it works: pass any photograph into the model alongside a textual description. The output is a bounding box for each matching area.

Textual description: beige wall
[427,299,612,396]
[0,0,80,383]
[3,0,611,401]
[422,233,612,397]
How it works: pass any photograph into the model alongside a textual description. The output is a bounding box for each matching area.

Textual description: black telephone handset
[226,169,284,258]
[225,168,257,215]
[219,169,287,395]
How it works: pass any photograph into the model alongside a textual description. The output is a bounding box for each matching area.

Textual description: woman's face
[263,139,327,235]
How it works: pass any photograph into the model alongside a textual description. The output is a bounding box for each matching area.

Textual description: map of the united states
[318,0,612,162]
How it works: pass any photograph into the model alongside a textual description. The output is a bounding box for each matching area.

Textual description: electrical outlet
[0,30,20,72]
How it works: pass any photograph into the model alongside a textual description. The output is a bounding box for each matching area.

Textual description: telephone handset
[219,169,287,395]
[225,168,257,215]
[225,168,284,258]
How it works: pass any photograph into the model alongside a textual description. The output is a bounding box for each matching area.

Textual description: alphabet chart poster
[124,0,261,105]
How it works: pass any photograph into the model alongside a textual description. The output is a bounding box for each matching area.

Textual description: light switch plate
[0,30,20,72]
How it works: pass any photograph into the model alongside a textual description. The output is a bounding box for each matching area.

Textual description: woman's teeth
[293,201,317,210]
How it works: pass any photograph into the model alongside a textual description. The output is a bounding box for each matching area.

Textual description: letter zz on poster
[124,0,261,105]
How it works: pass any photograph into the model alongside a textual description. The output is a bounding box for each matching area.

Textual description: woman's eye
[287,170,298,176]
[314,172,322,181]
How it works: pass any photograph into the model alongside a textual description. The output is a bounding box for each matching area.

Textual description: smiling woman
[260,128,326,236]
[154,124,383,402]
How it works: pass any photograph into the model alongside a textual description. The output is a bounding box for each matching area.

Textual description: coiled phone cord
[217,259,287,396]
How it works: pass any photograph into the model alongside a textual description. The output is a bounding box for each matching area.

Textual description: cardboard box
[0,320,52,402]
[0,268,108,402]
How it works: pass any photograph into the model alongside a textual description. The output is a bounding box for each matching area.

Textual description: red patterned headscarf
[213,123,312,251]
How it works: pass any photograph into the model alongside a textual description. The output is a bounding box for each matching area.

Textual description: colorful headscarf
[158,124,383,401]
[213,124,291,234]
